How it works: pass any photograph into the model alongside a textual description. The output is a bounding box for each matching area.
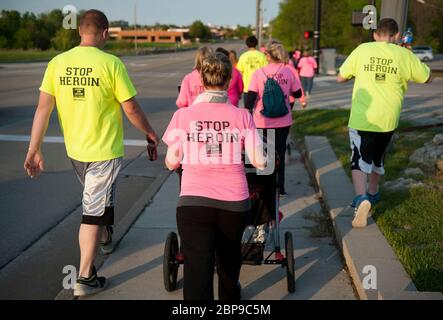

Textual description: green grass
[292,108,443,292]
[374,188,443,292]
[0,49,60,63]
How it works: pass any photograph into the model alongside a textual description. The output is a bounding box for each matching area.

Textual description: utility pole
[256,0,262,48]
[313,0,321,75]
[260,7,264,46]
[368,0,376,41]
[134,3,138,54]
[381,0,409,35]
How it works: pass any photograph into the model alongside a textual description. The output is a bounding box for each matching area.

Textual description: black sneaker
[74,266,108,297]
[100,226,113,255]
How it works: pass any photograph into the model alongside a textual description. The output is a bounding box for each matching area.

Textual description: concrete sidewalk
[84,150,356,300]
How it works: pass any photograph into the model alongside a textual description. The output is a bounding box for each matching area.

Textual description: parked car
[412,46,434,61]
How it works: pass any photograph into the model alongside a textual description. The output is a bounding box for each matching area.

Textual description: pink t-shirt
[162,102,262,201]
[298,57,317,77]
[176,69,205,108]
[286,63,304,104]
[248,63,300,128]
[293,51,301,61]
[228,68,244,107]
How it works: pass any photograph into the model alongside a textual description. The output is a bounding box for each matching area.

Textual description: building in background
[108,27,188,44]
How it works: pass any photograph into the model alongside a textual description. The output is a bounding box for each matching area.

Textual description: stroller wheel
[163,232,179,292]
[285,231,295,293]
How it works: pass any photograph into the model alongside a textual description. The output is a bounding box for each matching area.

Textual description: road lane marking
[0,134,147,146]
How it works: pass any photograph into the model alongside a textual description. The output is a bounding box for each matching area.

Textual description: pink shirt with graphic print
[162,101,262,201]
[176,69,205,108]
[176,69,244,108]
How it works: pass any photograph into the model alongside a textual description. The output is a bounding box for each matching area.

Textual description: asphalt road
[0,41,244,299]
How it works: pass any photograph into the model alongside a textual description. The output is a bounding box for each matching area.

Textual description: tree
[51,29,79,51]
[408,1,443,52]
[0,10,21,48]
[234,25,253,39]
[271,0,370,54]
[14,28,33,49]
[189,20,211,40]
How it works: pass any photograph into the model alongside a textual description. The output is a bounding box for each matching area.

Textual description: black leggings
[260,126,291,192]
[176,206,248,300]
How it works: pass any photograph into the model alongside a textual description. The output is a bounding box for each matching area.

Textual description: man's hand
[146,132,160,147]
[337,74,352,83]
[24,91,54,179]
[24,149,44,178]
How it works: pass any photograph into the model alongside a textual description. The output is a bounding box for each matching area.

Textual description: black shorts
[349,129,394,175]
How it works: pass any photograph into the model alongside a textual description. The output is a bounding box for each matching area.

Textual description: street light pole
[313,0,321,75]
[368,0,376,41]
[256,0,262,48]
[381,0,409,35]
[134,3,138,54]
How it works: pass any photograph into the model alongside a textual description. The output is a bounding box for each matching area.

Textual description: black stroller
[163,156,295,294]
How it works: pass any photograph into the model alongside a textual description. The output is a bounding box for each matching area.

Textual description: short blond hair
[201,52,232,88]
[194,47,213,71]
[265,40,288,63]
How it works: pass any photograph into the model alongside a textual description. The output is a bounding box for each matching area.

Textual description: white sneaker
[352,199,371,228]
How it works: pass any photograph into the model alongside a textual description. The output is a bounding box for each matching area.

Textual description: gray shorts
[71,157,122,225]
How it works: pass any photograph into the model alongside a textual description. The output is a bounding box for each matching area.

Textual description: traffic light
[304,31,313,39]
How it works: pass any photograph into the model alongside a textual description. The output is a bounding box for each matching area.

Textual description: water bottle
[402,27,413,47]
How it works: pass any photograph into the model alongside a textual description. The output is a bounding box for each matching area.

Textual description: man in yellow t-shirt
[237,35,268,104]
[23,10,159,296]
[338,18,431,228]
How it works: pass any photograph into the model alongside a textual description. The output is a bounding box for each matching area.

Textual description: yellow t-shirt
[237,49,268,93]
[340,41,430,132]
[40,46,137,162]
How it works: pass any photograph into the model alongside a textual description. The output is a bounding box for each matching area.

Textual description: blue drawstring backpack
[260,66,288,118]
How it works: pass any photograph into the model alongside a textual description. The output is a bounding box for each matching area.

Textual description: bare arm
[121,97,159,146]
[246,146,267,170]
[425,71,433,84]
[24,91,55,178]
[337,74,352,83]
[165,144,182,171]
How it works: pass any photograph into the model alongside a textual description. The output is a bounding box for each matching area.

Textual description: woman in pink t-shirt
[216,47,244,107]
[163,53,265,300]
[297,50,318,96]
[245,41,302,195]
[286,51,306,109]
[176,47,212,108]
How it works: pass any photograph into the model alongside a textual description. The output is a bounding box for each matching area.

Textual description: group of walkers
[23,8,431,301]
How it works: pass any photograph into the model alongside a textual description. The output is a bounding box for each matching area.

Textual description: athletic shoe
[366,192,381,206]
[279,190,288,199]
[74,266,108,297]
[100,226,113,255]
[352,195,371,228]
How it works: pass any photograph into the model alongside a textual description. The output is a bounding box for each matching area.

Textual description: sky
[0,0,281,27]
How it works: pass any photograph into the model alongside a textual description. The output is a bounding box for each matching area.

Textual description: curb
[303,135,443,300]
[54,169,171,300]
